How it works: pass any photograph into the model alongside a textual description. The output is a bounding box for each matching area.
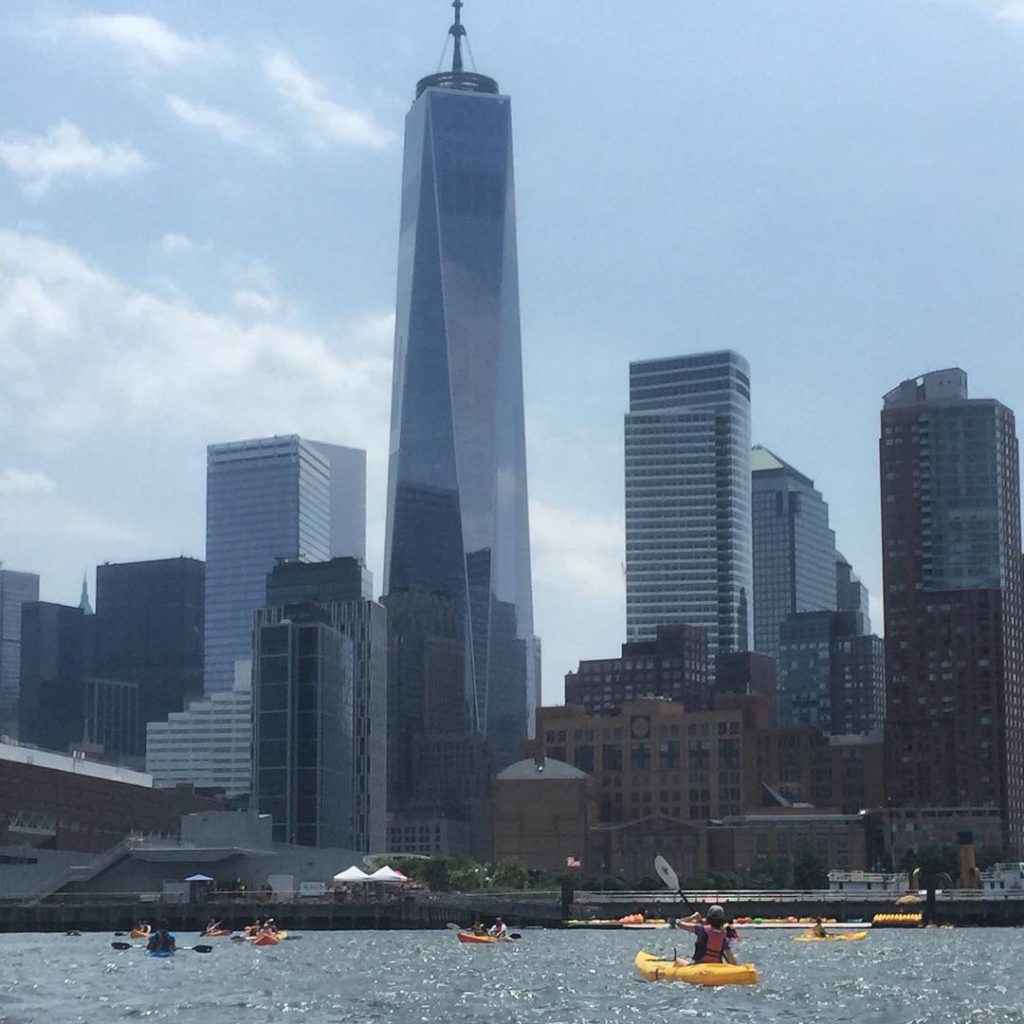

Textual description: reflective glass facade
[751,445,838,661]
[0,568,40,736]
[204,436,365,694]
[625,352,752,671]
[384,68,535,771]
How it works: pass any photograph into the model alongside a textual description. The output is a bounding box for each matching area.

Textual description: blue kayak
[146,950,175,958]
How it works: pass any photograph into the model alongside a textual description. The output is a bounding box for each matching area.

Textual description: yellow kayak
[634,951,759,986]
[793,931,868,942]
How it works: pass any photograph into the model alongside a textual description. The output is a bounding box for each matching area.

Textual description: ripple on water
[0,927,1022,1023]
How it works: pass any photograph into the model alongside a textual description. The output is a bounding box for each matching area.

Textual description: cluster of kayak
[113,919,296,957]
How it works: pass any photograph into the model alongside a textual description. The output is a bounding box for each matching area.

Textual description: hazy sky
[3,0,1024,704]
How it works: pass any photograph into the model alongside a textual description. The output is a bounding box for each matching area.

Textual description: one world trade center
[384,2,535,770]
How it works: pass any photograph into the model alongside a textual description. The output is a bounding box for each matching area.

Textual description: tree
[491,858,529,890]
[792,849,828,890]
[975,845,1005,871]
[913,845,959,888]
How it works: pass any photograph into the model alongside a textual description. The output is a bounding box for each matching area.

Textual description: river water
[0,927,1019,1023]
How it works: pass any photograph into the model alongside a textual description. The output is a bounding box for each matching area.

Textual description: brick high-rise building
[881,369,1024,856]
[564,625,709,713]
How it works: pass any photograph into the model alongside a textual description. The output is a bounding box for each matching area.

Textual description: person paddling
[488,917,508,940]
[146,920,176,955]
[809,917,828,938]
[674,905,737,965]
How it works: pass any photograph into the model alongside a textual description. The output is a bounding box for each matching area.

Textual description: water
[0,928,1021,1023]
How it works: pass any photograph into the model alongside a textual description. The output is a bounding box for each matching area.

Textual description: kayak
[457,932,512,944]
[146,950,174,958]
[623,922,671,930]
[131,929,151,939]
[634,951,759,987]
[251,934,280,947]
[794,931,868,942]
[203,929,232,937]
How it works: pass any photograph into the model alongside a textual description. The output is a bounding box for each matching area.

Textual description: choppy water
[0,927,1020,1024]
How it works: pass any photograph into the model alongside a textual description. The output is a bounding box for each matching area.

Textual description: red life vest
[695,924,728,964]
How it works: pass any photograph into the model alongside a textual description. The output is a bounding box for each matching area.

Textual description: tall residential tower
[881,369,1024,857]
[625,351,753,669]
[383,3,535,770]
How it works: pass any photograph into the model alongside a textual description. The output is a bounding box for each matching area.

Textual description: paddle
[654,854,696,915]
[111,941,213,953]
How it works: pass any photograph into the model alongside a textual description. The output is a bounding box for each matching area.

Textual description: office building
[625,352,753,671]
[564,625,709,713]
[146,688,253,797]
[17,602,91,752]
[836,555,871,633]
[83,678,141,759]
[0,567,40,736]
[715,651,778,721]
[93,557,204,734]
[253,607,353,848]
[776,610,884,735]
[751,445,838,659]
[383,5,535,771]
[205,436,365,694]
[881,369,1024,855]
[264,558,387,851]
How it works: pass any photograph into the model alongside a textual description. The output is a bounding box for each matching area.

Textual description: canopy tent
[367,865,408,883]
[184,873,214,882]
[333,866,370,882]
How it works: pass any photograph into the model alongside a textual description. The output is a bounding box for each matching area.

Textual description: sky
[4,0,1024,705]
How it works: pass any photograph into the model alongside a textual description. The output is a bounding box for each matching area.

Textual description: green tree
[792,849,828,890]
[913,845,959,888]
[975,845,1005,871]
[491,858,529,890]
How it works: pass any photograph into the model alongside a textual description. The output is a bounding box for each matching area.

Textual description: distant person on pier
[675,905,737,965]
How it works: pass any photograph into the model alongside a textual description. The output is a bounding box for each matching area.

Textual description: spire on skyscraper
[450,0,465,73]
[79,574,93,615]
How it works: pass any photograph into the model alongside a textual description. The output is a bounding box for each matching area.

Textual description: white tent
[333,865,370,882]
[367,865,408,883]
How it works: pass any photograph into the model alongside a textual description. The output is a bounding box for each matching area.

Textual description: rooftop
[496,757,589,781]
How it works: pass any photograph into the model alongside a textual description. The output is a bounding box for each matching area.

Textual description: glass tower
[625,351,753,670]
[751,445,839,660]
[204,435,365,694]
[384,4,535,770]
[0,566,40,736]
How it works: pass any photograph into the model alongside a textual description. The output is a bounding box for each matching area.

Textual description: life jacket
[694,924,728,964]
[148,930,174,953]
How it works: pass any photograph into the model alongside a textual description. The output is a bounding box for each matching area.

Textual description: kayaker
[205,919,222,935]
[146,920,176,955]
[809,917,828,939]
[675,906,737,965]
[472,918,486,937]
[488,917,508,940]
[136,920,150,936]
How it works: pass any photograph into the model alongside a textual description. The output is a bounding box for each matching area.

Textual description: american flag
[565,856,582,869]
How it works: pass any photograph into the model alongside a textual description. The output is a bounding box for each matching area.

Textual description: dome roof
[496,757,588,781]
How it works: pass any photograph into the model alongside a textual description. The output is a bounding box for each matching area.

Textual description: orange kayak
[130,929,150,939]
[457,932,510,944]
[204,929,231,937]
[251,933,280,947]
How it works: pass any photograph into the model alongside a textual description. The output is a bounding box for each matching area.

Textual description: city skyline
[6,2,1024,699]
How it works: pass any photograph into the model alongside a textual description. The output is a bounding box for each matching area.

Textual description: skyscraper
[625,351,753,667]
[881,369,1024,857]
[264,557,387,852]
[751,445,838,660]
[94,557,204,734]
[383,4,535,770]
[204,436,366,694]
[836,555,871,633]
[0,566,40,736]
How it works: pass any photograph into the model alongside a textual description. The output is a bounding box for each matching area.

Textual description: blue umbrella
[185,873,214,882]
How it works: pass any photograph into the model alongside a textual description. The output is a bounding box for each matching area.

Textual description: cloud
[264,51,396,150]
[166,95,280,158]
[67,13,222,67]
[0,121,146,199]
[529,498,624,603]
[0,468,56,497]
[0,230,393,455]
[159,232,208,256]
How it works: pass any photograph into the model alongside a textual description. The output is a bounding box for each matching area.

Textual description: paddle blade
[445,922,464,931]
[111,941,132,950]
[509,933,522,940]
[654,854,680,892]
[191,945,213,953]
